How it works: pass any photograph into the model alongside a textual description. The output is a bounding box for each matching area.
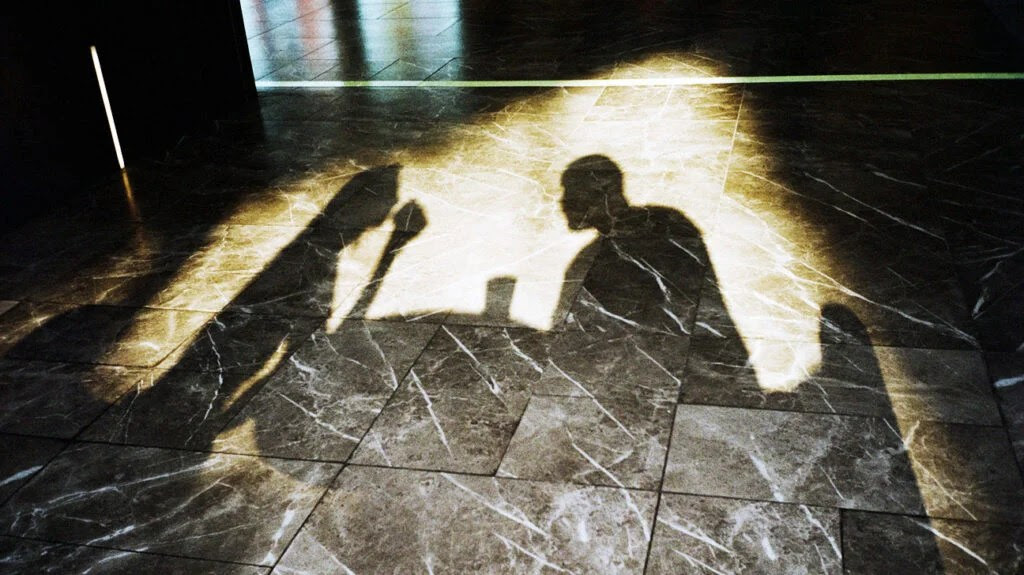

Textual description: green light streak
[256,72,1024,89]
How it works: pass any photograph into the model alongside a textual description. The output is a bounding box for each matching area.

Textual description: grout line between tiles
[0,533,269,569]
[269,463,346,571]
[338,322,443,465]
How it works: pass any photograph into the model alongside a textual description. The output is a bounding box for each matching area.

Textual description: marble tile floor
[3,0,1024,573]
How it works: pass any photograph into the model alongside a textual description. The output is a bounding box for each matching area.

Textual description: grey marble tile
[497,395,673,490]
[274,466,656,574]
[214,321,437,461]
[80,369,259,450]
[723,165,942,242]
[567,120,737,178]
[251,58,284,80]
[682,337,1002,425]
[158,312,319,373]
[960,282,1023,355]
[647,495,842,574]
[696,202,978,350]
[372,58,452,81]
[907,421,1024,524]
[260,59,338,81]
[0,302,72,357]
[843,511,1024,575]
[473,87,604,122]
[915,94,1024,179]
[988,353,1024,472]
[749,12,1020,76]
[534,329,689,405]
[32,224,239,308]
[315,166,424,233]
[585,28,757,78]
[556,158,711,239]
[0,536,269,574]
[37,223,320,312]
[315,59,397,80]
[0,361,144,438]
[739,84,916,132]
[247,37,333,68]
[560,158,726,238]
[664,405,923,515]
[393,117,585,175]
[664,406,1024,522]
[0,443,339,565]
[0,215,136,270]
[565,236,709,336]
[351,326,547,474]
[585,85,742,123]
[0,436,65,503]
[944,195,1024,352]
[731,116,919,176]
[313,87,510,123]
[924,171,1023,239]
[254,90,345,122]
[0,302,212,367]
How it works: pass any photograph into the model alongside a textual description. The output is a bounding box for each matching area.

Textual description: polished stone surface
[534,327,690,404]
[214,321,437,461]
[0,443,338,565]
[0,537,269,575]
[350,326,544,474]
[0,303,212,367]
[498,395,674,490]
[683,338,1002,424]
[843,511,1024,574]
[664,405,1024,523]
[988,352,1024,474]
[80,369,257,450]
[647,495,842,574]
[0,361,144,437]
[2,0,1023,570]
[274,466,656,574]
[0,436,65,503]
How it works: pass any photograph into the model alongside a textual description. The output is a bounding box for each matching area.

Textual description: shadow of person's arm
[349,200,427,315]
[794,303,885,411]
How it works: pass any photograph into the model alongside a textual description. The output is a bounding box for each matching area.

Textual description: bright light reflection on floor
[125,52,827,392]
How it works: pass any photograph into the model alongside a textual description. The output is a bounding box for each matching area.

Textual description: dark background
[0,1,256,231]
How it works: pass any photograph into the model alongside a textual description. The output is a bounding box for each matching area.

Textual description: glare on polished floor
[2,0,1024,573]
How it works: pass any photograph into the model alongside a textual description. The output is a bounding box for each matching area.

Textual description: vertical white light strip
[90,45,125,170]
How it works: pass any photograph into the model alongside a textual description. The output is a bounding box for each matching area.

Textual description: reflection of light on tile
[120,171,141,221]
[132,52,814,380]
[748,340,821,393]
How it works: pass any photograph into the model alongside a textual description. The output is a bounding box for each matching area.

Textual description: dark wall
[1,1,255,231]
[984,0,1024,40]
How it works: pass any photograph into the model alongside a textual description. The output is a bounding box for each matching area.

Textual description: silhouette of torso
[557,155,729,342]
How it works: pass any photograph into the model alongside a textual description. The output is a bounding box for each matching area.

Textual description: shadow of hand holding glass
[343,198,426,319]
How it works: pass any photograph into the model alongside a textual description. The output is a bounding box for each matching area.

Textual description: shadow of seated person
[558,154,718,337]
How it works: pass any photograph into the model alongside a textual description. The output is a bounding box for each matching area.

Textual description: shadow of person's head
[560,154,628,234]
[322,164,402,231]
